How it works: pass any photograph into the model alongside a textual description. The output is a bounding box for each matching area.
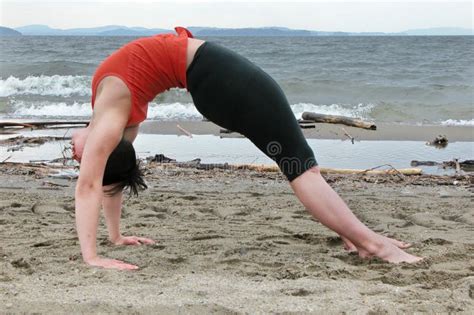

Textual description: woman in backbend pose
[72,27,421,270]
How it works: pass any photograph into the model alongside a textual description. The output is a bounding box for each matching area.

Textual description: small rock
[11,258,30,269]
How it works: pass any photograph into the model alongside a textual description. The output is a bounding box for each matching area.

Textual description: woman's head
[102,139,147,196]
[71,128,147,196]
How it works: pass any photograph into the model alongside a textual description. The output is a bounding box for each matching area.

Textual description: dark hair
[102,139,147,196]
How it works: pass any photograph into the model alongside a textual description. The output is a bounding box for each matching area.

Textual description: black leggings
[186,41,317,181]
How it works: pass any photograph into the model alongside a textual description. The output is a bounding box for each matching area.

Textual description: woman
[72,27,421,270]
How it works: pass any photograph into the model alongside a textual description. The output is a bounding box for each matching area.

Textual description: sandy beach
[0,161,473,314]
[1,5,473,313]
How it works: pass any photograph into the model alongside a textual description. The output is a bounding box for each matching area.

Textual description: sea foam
[9,100,474,128]
[0,75,90,97]
[11,100,376,121]
[440,119,474,126]
[13,101,92,117]
[291,103,375,120]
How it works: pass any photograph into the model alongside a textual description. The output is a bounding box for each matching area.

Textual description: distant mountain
[15,24,60,35]
[14,25,169,36]
[189,27,313,37]
[97,28,169,36]
[400,27,474,36]
[11,25,474,36]
[0,26,22,36]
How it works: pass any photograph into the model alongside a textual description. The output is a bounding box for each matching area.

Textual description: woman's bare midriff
[186,38,206,70]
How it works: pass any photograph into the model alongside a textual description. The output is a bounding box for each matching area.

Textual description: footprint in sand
[10,258,34,275]
[281,288,313,297]
[180,195,200,201]
[138,210,166,219]
[150,205,168,213]
[31,202,69,215]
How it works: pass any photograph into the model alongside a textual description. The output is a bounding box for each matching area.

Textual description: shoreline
[141,121,474,141]
[1,119,473,142]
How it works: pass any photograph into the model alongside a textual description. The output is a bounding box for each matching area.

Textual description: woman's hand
[85,256,139,270]
[111,235,156,246]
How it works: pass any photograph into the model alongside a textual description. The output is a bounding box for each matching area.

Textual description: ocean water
[0,35,473,126]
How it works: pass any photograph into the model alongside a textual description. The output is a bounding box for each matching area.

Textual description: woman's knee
[289,165,321,186]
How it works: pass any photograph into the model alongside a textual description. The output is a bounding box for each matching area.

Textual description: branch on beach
[298,120,316,129]
[220,128,235,134]
[176,124,193,138]
[0,136,71,152]
[411,159,474,172]
[301,112,376,130]
[220,119,318,135]
[341,127,355,144]
[0,121,89,130]
[426,135,448,148]
[148,155,422,176]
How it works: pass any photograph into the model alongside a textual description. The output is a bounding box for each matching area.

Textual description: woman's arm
[101,125,155,246]
[102,192,123,242]
[75,80,139,269]
[75,115,140,269]
[102,192,155,245]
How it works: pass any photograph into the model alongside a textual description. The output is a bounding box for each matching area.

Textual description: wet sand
[0,163,473,314]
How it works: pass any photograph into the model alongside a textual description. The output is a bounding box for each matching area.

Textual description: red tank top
[91,26,193,126]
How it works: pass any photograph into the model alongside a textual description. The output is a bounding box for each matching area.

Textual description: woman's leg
[290,167,421,263]
[187,42,421,263]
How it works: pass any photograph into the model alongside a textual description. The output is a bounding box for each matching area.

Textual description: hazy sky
[1,0,472,32]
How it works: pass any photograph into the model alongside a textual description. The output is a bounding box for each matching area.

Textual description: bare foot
[341,235,412,253]
[341,235,358,252]
[382,235,412,249]
[360,236,422,264]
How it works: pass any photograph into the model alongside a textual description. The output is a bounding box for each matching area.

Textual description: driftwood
[0,136,70,145]
[411,159,474,171]
[149,155,422,176]
[0,136,70,153]
[176,124,193,138]
[426,135,448,148]
[220,129,235,134]
[221,120,317,134]
[0,121,89,129]
[302,112,376,130]
[341,127,355,144]
[232,164,422,176]
[147,154,176,163]
[298,122,316,129]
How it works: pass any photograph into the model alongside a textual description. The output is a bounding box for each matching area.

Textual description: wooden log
[318,167,421,175]
[0,121,89,129]
[297,119,316,124]
[301,112,376,130]
[411,159,474,171]
[0,136,70,148]
[426,135,448,148]
[232,164,422,175]
[176,124,193,138]
[220,128,235,134]
[341,127,355,144]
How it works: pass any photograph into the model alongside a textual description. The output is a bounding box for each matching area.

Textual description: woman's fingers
[109,261,139,270]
